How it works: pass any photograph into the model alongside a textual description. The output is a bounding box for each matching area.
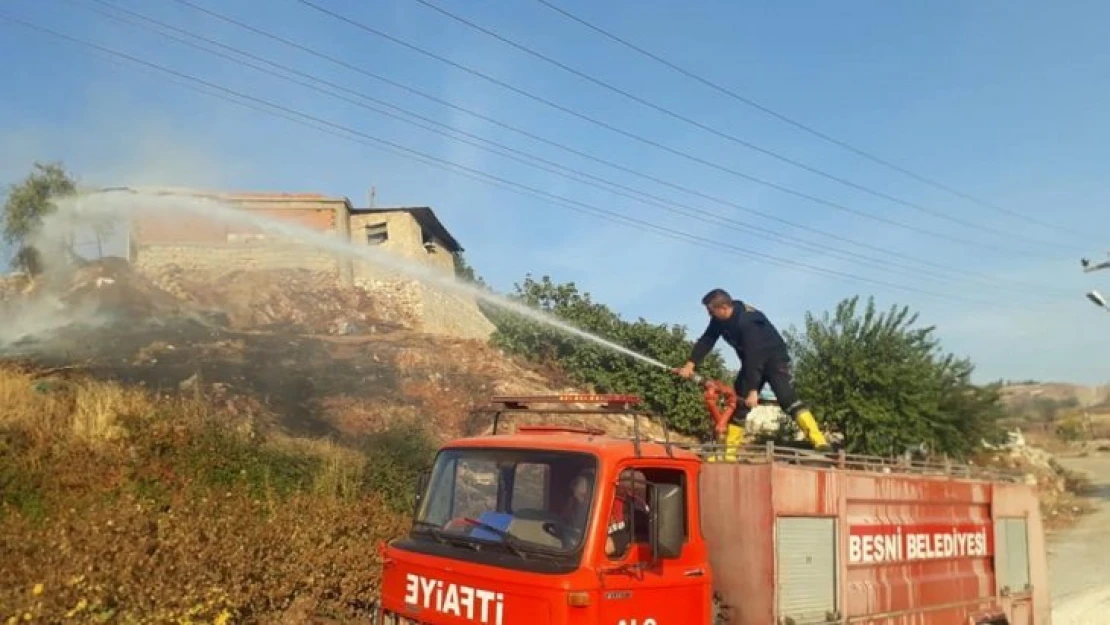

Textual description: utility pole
[367,186,377,208]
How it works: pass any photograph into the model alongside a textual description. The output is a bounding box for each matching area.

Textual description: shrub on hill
[485,275,732,437]
[0,365,430,623]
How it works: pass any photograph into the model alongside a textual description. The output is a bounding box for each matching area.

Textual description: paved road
[1047,454,1110,624]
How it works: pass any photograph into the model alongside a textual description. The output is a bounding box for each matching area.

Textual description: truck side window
[605,467,687,560]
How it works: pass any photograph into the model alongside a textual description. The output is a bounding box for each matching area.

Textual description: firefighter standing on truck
[676,288,829,452]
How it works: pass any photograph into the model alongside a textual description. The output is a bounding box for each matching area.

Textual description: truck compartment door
[776,516,838,623]
[994,517,1032,625]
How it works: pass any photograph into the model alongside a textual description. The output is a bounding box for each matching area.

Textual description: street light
[1087,290,1109,312]
[1081,254,1110,273]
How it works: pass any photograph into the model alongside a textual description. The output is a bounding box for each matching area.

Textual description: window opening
[366,222,388,245]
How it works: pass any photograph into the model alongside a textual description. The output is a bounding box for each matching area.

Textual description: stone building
[127,189,494,339]
[349,207,459,275]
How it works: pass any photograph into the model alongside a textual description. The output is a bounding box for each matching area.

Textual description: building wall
[133,242,342,278]
[348,211,456,278]
[132,194,342,245]
[348,211,492,340]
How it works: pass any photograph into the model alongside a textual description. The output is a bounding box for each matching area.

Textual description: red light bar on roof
[490,394,642,408]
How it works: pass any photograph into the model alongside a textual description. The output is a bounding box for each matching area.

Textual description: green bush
[485,275,731,436]
[785,295,1007,458]
[358,421,438,514]
[1056,418,1084,443]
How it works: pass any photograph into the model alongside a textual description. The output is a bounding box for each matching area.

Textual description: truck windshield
[413,447,598,556]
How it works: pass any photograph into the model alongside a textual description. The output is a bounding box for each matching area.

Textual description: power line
[0,11,1025,309]
[531,0,1097,244]
[293,0,1058,259]
[101,0,1073,297]
[402,0,1078,253]
[72,0,926,285]
[67,0,1074,298]
[163,0,1003,283]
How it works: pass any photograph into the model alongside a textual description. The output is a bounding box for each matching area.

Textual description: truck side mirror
[649,483,684,560]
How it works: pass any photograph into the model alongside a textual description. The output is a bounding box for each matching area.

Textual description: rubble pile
[979,430,1093,528]
[146,264,415,334]
[1,263,581,442]
[57,257,187,319]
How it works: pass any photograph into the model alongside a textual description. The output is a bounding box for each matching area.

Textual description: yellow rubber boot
[795,409,829,450]
[724,423,744,461]
[706,436,720,463]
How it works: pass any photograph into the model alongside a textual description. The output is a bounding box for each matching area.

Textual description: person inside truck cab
[605,469,650,558]
[554,470,594,548]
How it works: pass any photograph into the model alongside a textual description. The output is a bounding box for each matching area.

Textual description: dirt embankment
[0,258,679,443]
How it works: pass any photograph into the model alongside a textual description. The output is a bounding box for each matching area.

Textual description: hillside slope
[1,259,679,443]
[1,260,688,622]
[1001,382,1110,411]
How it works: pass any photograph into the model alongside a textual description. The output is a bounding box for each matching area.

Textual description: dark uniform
[689,299,800,415]
[687,298,827,450]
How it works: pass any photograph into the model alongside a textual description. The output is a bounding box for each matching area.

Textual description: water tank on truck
[373,393,1050,625]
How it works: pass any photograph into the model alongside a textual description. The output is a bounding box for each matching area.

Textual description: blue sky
[1,0,1108,384]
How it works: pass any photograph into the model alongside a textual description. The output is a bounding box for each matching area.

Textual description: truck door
[597,466,708,625]
[994,517,1033,625]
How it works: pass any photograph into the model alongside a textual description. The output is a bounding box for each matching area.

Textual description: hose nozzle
[670,367,706,386]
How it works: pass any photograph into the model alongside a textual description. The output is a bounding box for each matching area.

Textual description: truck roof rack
[469,397,1023,482]
[471,393,673,458]
[680,441,1025,482]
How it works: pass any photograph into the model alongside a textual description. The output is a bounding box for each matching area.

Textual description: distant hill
[1001,382,1110,411]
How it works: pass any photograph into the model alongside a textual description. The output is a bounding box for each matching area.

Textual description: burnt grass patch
[3,318,410,440]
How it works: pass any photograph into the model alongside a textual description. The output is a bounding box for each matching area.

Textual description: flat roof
[94,186,353,207]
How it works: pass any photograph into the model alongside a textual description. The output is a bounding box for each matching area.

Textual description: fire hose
[675,371,739,436]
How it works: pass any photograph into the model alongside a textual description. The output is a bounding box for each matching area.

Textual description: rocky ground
[975,430,1096,529]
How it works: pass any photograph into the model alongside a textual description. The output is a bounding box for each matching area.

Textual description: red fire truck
[374,393,1050,625]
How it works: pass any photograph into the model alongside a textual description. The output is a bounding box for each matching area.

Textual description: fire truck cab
[375,394,1050,625]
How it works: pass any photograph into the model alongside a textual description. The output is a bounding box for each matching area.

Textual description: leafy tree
[2,162,78,275]
[487,275,731,436]
[784,295,1006,458]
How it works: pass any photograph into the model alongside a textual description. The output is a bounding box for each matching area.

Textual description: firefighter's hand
[744,391,759,409]
[674,362,695,379]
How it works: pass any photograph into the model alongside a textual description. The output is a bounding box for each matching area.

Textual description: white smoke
[2,188,669,371]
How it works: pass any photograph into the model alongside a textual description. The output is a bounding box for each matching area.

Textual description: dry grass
[2,494,408,623]
[268,434,368,500]
[0,366,155,443]
[0,365,426,623]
